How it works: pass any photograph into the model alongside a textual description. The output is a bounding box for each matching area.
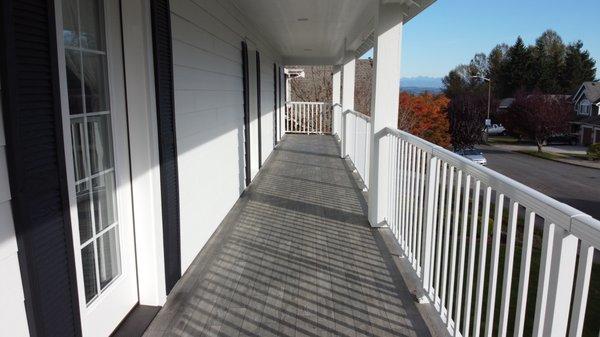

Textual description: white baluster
[484,193,504,337]
[421,155,439,298]
[472,186,492,337]
[513,209,535,337]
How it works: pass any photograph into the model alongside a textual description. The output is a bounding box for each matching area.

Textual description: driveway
[479,145,600,220]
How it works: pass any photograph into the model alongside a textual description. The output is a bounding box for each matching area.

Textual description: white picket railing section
[285,102,332,134]
[293,100,599,336]
[342,110,371,189]
[378,127,599,337]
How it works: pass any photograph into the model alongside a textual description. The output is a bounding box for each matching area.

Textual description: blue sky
[362,0,600,79]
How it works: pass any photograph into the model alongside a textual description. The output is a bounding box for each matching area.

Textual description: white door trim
[120,0,167,306]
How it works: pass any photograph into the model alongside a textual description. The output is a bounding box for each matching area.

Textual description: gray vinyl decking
[144,134,432,337]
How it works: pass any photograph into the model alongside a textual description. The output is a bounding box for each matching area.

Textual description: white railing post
[341,110,348,158]
[569,241,594,337]
[421,154,438,296]
[541,227,579,337]
[367,0,403,227]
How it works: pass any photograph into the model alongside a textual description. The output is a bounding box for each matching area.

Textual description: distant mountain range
[401,76,443,94]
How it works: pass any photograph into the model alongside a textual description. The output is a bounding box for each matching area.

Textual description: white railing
[284,102,332,134]
[342,110,371,189]
[314,100,599,336]
[377,127,600,337]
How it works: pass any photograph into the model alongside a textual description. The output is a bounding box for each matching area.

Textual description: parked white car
[485,123,506,136]
[455,148,488,166]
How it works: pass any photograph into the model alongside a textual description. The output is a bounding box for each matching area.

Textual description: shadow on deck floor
[144,134,432,337]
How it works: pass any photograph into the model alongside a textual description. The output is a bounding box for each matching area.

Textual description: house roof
[577,81,600,104]
[498,95,571,110]
[498,98,515,109]
[571,114,600,127]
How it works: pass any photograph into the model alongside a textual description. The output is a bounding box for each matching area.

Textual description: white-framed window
[62,0,122,305]
[579,99,592,116]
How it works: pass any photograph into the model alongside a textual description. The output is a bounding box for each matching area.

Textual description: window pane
[76,182,93,243]
[62,0,80,48]
[82,52,109,113]
[87,115,114,175]
[92,172,117,233]
[79,0,105,51]
[65,50,84,115]
[70,118,87,181]
[97,227,121,290]
[82,244,98,303]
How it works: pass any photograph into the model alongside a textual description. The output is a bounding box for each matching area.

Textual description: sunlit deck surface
[144,134,431,337]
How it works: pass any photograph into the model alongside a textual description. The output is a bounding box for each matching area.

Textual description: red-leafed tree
[398,92,451,148]
[502,90,571,152]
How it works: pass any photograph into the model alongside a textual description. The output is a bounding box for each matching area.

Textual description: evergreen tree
[443,31,597,99]
[532,30,566,93]
[442,69,466,98]
[562,41,597,93]
[488,44,509,97]
[502,37,535,97]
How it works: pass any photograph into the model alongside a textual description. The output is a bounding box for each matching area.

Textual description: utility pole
[472,75,492,125]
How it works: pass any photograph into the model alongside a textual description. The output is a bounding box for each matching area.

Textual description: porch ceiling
[229,0,436,65]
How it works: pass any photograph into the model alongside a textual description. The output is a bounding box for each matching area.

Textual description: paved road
[479,146,600,220]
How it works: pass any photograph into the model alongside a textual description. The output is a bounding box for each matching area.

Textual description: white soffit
[230,0,436,65]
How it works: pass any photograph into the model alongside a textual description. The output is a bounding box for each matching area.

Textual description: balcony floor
[144,134,431,337]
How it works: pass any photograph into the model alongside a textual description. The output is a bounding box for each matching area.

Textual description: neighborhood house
[572,81,600,145]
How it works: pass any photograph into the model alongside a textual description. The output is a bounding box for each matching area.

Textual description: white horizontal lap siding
[0,77,29,336]
[170,0,280,272]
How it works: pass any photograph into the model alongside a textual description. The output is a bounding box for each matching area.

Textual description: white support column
[279,66,285,140]
[368,1,404,227]
[332,65,342,138]
[341,52,355,158]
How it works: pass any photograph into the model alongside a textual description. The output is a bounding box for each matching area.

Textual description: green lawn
[517,150,568,160]
[517,149,596,163]
[487,136,520,144]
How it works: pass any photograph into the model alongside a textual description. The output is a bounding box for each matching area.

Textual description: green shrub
[587,143,600,161]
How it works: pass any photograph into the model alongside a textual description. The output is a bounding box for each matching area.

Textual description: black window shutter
[256,51,262,168]
[241,41,251,186]
[0,1,82,336]
[150,0,181,294]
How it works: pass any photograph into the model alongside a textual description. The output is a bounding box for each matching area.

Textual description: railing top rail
[383,127,600,247]
[287,101,332,105]
[343,109,371,122]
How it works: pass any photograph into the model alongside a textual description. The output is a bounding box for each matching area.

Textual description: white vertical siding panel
[0,256,29,337]
[0,202,17,260]
[0,147,11,203]
[171,0,281,271]
[0,77,30,336]
[260,58,274,161]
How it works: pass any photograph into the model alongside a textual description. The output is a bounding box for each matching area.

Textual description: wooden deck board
[144,134,431,337]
